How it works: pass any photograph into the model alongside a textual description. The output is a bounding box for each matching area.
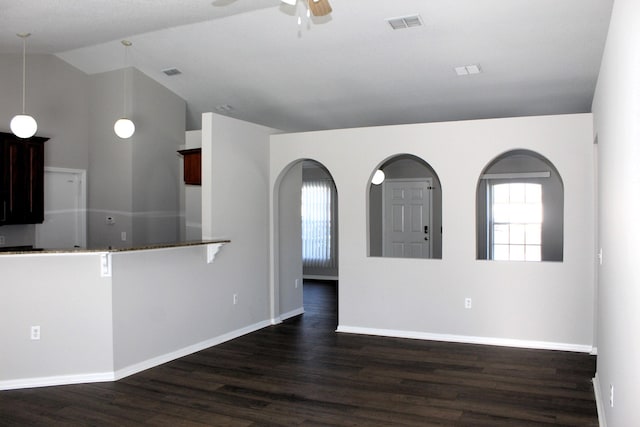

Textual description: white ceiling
[0,0,613,132]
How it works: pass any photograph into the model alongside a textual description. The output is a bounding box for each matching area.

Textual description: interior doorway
[275,159,338,326]
[35,167,87,249]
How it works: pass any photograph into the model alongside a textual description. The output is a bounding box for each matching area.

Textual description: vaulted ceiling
[0,0,613,131]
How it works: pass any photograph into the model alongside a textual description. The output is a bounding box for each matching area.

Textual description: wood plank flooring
[0,280,598,426]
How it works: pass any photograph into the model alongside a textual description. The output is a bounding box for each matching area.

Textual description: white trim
[114,319,271,381]
[481,171,550,180]
[280,307,305,321]
[90,208,179,219]
[593,373,608,427]
[0,372,114,391]
[336,325,594,353]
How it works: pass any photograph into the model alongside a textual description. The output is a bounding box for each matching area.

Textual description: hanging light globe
[114,117,135,139]
[10,114,38,139]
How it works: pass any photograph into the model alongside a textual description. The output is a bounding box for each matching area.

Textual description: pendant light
[114,40,135,139]
[372,170,385,185]
[10,33,38,139]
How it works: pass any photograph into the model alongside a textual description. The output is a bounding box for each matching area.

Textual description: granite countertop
[0,240,230,255]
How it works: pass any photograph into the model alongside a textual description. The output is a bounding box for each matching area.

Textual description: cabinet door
[24,141,45,223]
[0,132,48,225]
[0,138,21,224]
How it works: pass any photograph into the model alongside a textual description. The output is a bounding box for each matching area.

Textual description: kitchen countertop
[0,240,230,255]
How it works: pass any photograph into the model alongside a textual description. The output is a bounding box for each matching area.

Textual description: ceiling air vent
[387,14,423,30]
[162,67,182,76]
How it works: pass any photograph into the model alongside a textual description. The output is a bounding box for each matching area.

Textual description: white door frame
[382,178,433,258]
[35,167,87,249]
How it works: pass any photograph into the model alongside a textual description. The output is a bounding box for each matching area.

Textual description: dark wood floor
[0,280,598,426]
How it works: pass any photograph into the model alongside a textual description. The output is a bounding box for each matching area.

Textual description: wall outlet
[295,278,300,289]
[610,384,614,407]
[465,298,472,309]
[0,235,4,245]
[30,325,40,340]
[121,231,127,241]
[233,294,238,305]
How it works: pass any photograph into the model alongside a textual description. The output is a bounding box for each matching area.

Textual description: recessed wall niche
[476,149,564,262]
[368,154,442,259]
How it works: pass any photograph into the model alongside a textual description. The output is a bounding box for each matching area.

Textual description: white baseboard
[336,325,594,353]
[0,320,272,391]
[0,372,114,391]
[270,307,305,325]
[281,307,305,321]
[592,373,607,427]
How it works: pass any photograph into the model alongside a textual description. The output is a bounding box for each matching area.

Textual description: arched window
[368,154,442,259]
[476,150,563,262]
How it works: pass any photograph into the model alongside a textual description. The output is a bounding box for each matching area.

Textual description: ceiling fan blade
[308,0,332,16]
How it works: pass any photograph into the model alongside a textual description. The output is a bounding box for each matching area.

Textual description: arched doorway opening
[273,159,338,326]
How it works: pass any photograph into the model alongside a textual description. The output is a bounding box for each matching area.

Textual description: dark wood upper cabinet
[0,132,48,225]
[178,148,201,186]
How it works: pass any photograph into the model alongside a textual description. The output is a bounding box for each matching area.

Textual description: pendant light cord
[21,36,27,114]
[123,44,127,116]
[121,40,132,117]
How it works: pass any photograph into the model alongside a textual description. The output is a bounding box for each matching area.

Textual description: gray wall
[0,53,186,250]
[592,0,640,425]
[0,253,113,385]
[278,162,304,317]
[0,54,90,247]
[87,67,185,248]
[180,130,202,241]
[201,113,276,324]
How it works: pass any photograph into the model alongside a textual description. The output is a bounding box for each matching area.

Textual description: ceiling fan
[281,0,332,17]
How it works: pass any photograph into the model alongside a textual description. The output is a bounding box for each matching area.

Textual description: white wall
[591,0,640,425]
[0,253,113,388]
[0,54,90,248]
[271,114,595,351]
[202,113,278,323]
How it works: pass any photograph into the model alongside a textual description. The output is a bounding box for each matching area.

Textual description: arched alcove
[476,149,564,262]
[368,154,442,259]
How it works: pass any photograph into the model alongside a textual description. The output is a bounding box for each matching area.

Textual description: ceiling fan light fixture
[308,0,331,16]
